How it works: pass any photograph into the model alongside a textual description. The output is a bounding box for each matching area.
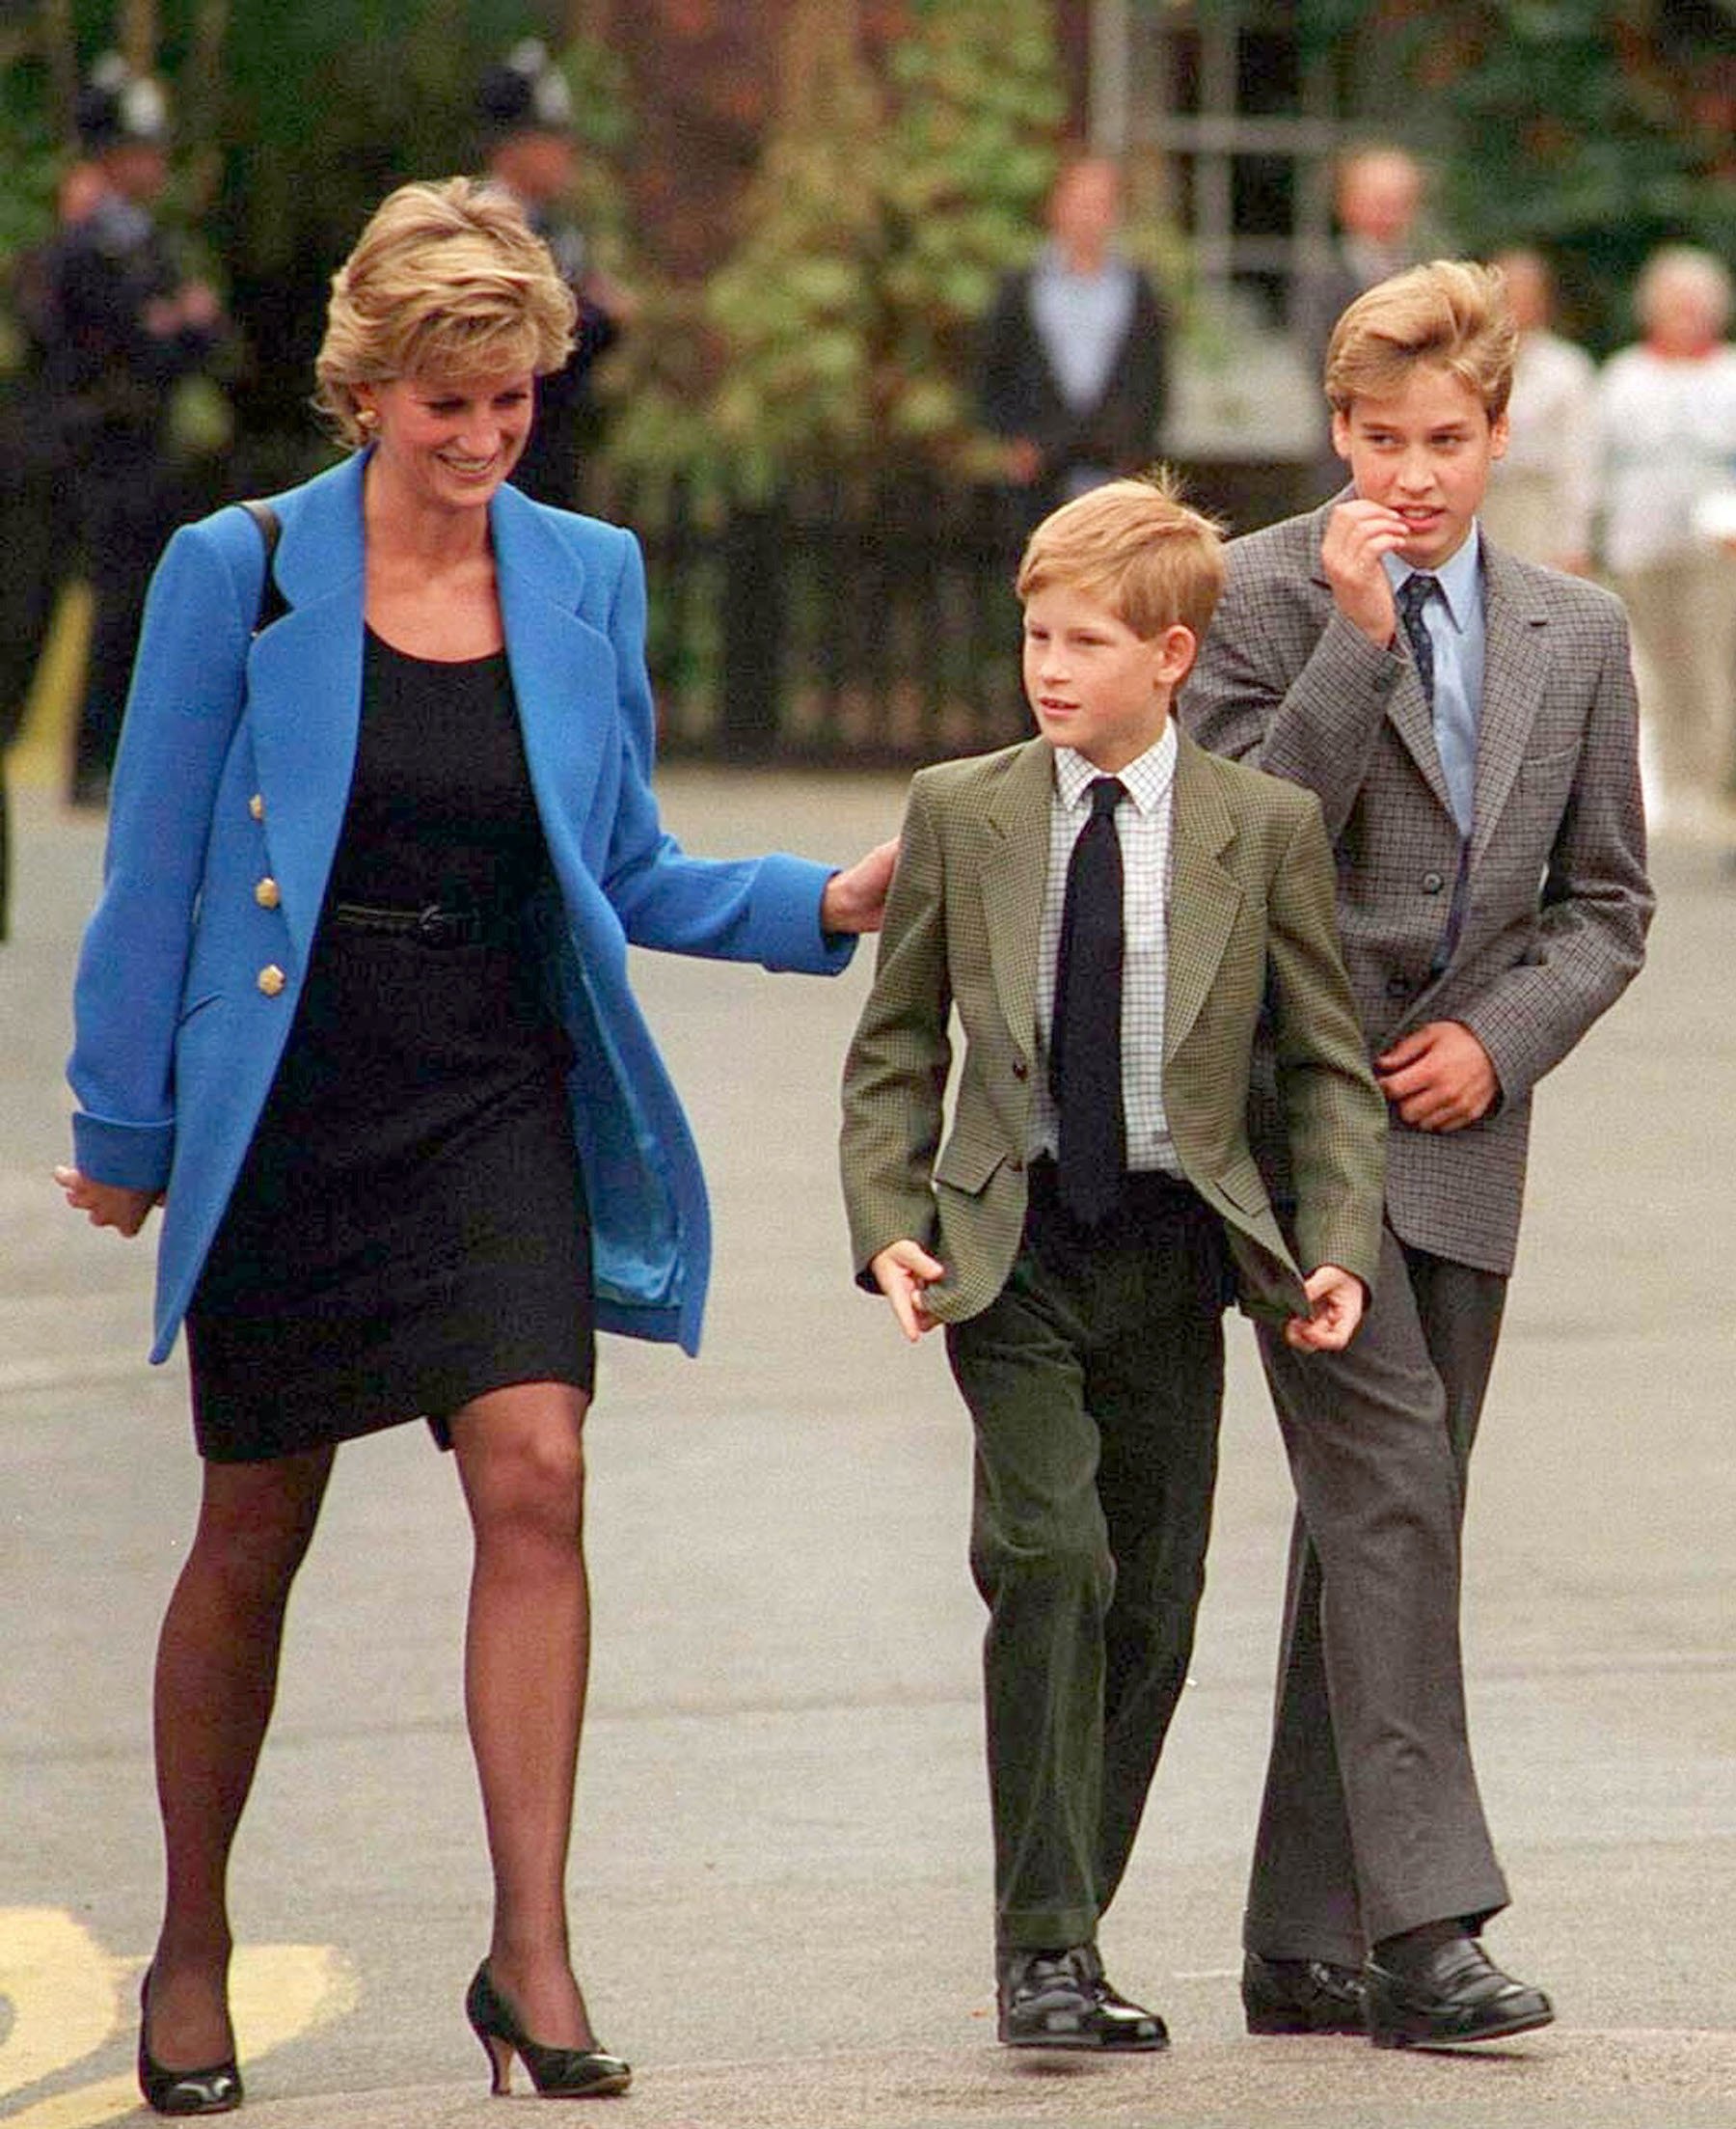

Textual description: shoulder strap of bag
[237,498,288,634]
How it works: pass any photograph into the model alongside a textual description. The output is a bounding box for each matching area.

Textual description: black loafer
[1365,1936,1554,2049]
[1241,1950,1367,2035]
[998,1945,1168,2052]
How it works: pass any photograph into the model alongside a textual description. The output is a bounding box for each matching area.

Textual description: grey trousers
[1244,1224,1512,1964]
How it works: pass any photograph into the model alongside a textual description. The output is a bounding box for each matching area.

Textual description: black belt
[330,900,517,948]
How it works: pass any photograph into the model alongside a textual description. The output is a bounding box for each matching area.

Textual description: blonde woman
[58,177,893,2112]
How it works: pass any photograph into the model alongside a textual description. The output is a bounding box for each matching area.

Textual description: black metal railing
[588,469,1030,767]
[586,458,1311,767]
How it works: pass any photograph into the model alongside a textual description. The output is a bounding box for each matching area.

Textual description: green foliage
[607,0,1069,491]
[1416,3,1736,350]
[0,6,636,451]
[1204,0,1736,356]
[878,0,1069,468]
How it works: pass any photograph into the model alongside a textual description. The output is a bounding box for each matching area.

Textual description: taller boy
[1185,262,1652,2037]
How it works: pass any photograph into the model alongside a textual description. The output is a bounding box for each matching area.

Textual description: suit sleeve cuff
[752,854,858,974]
[71,1111,174,1192]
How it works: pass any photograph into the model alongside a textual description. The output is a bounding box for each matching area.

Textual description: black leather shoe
[1242,1951,1367,2035]
[137,1973,243,2115]
[1365,1936,1554,2049]
[998,1946,1168,2052]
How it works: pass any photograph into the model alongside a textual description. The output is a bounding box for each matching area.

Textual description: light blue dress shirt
[1384,528,1485,832]
[1029,243,1138,497]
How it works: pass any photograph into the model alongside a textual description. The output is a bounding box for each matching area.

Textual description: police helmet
[75,53,171,154]
[476,39,574,139]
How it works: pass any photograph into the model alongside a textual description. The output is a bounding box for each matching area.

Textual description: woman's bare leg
[146,1444,335,2067]
[449,1380,600,2049]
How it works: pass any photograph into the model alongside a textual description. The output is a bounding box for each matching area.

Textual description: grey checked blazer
[1182,497,1654,1273]
[839,728,1387,1327]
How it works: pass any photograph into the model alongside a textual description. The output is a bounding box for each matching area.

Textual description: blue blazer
[69,450,853,1365]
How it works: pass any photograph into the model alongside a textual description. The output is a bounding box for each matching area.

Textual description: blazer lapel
[247,454,367,972]
[1164,732,1242,1062]
[981,740,1055,1063]
[489,485,612,870]
[1470,546,1549,861]
[243,461,616,972]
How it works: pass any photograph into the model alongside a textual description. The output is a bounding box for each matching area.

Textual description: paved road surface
[2,774,1731,2128]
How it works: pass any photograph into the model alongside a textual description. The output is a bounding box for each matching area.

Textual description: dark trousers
[945,1163,1228,1953]
[71,452,179,803]
[1245,1223,1511,1963]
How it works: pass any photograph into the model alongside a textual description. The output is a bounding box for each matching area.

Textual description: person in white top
[1598,245,1736,838]
[1481,249,1597,575]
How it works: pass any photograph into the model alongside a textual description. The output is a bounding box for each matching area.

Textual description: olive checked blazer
[1181,497,1654,1273]
[69,450,853,1365]
[839,728,1387,1327]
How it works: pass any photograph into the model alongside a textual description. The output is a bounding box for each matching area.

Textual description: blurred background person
[477,38,637,509]
[1599,244,1736,844]
[1481,246,1597,574]
[0,159,107,936]
[42,55,226,810]
[1291,144,1425,497]
[978,154,1168,527]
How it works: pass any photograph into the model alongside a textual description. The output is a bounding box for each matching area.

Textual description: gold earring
[356,407,378,430]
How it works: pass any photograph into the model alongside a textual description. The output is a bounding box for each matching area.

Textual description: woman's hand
[821,837,900,936]
[53,1165,160,1238]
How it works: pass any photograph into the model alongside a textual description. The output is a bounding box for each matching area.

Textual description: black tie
[1051,776,1126,1224]
[1397,573,1438,708]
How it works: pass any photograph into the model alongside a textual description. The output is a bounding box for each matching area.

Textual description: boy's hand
[822,837,901,936]
[870,1240,945,1342]
[53,1164,159,1237]
[1284,1264,1366,1351]
[1320,499,1412,647]
[1376,1021,1498,1132]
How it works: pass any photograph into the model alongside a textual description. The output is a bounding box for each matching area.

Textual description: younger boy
[839,477,1386,2049]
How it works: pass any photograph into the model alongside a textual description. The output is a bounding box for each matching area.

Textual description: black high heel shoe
[465,1961,631,2099]
[137,1972,243,2115]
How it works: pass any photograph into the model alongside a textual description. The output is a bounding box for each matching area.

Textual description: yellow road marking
[0,1911,114,2092]
[0,1926,355,2129]
[6,581,90,791]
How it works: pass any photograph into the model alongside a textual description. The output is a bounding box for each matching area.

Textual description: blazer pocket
[934,1134,1007,1197]
[176,990,223,1028]
[1520,742,1582,772]
[1214,1154,1271,1216]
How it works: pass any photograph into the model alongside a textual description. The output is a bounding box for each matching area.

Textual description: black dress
[186,629,593,1463]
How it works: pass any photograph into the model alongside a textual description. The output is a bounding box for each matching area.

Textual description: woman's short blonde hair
[1325,259,1517,420]
[314,177,577,447]
[1016,472,1226,644]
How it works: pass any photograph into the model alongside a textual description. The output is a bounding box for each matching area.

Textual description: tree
[1419,1,1736,349]
[877,0,1068,459]
[1262,0,1736,350]
[606,0,1067,491]
[700,0,886,488]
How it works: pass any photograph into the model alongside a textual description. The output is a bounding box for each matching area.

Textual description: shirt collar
[1033,239,1129,288]
[1383,523,1482,633]
[1053,722,1178,815]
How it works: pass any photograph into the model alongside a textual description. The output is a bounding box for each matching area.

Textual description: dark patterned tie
[1050,776,1126,1224]
[1397,572,1438,708]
